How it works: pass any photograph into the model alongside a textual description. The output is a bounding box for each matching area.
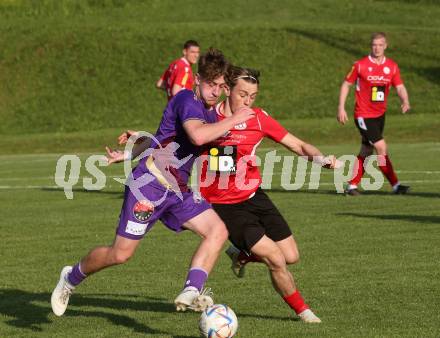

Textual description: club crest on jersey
[383,66,390,74]
[133,200,154,223]
[234,122,247,130]
[208,146,237,174]
[368,67,373,72]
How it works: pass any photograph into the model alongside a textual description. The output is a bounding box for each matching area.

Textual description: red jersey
[160,58,194,101]
[199,103,288,204]
[345,55,403,118]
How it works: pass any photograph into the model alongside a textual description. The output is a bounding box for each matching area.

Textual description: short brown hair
[225,65,260,89]
[183,40,199,49]
[371,32,387,42]
[197,48,230,82]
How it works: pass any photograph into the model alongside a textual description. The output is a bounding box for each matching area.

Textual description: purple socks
[184,268,208,291]
[67,263,87,286]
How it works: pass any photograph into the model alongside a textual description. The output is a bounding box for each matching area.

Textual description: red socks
[350,154,399,187]
[378,155,398,186]
[349,155,365,186]
[283,290,309,315]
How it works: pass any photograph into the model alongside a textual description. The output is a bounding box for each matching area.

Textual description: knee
[285,250,300,265]
[206,221,229,245]
[374,141,387,155]
[111,249,133,265]
[263,252,287,272]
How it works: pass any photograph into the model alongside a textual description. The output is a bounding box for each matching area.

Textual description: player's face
[197,75,226,107]
[371,38,387,58]
[226,79,258,112]
[184,46,200,65]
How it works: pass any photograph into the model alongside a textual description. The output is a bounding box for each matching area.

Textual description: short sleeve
[258,109,288,142]
[176,92,206,124]
[391,64,403,87]
[174,64,190,87]
[345,62,359,84]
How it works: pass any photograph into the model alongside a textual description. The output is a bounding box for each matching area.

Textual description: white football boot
[298,309,321,323]
[51,266,75,316]
[174,286,214,312]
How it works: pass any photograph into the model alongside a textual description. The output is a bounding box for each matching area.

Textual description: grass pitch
[0,141,439,337]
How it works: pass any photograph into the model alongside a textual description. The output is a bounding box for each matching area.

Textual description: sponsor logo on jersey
[133,199,154,223]
[234,122,247,130]
[371,86,386,102]
[383,66,390,74]
[367,75,390,81]
[208,146,237,174]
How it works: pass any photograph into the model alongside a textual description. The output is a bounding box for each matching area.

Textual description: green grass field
[1,141,439,337]
[1,0,440,336]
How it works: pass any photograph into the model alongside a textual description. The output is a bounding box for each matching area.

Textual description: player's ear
[223,85,231,97]
[195,74,201,86]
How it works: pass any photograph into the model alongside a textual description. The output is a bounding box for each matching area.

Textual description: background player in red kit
[337,32,411,195]
[156,40,200,101]
[198,66,341,323]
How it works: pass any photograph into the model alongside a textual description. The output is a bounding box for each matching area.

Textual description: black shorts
[212,188,292,253]
[354,115,385,145]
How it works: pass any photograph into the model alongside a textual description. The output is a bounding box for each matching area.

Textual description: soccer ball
[199,304,238,338]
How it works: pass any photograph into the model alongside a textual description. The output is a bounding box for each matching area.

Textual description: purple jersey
[116,89,216,240]
[140,89,217,191]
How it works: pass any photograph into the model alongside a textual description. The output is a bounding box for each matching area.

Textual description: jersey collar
[368,55,386,65]
[181,57,190,66]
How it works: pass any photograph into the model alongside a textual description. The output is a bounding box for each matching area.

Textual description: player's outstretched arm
[105,130,152,165]
[156,78,165,90]
[279,133,341,169]
[183,106,255,146]
[396,84,410,114]
[337,81,352,125]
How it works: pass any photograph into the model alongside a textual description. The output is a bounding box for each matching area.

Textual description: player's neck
[221,100,233,117]
[370,54,385,65]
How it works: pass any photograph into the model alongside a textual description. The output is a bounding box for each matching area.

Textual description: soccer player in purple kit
[51,48,255,316]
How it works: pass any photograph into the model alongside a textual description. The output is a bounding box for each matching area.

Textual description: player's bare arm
[396,84,410,113]
[156,78,165,90]
[105,131,152,164]
[337,81,352,125]
[279,133,341,169]
[183,106,255,146]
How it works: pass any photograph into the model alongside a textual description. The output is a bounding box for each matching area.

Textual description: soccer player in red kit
[198,66,341,323]
[337,32,411,195]
[156,40,200,101]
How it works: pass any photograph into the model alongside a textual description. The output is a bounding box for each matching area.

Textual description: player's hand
[232,106,256,124]
[118,130,139,145]
[322,155,343,169]
[105,146,127,165]
[401,102,410,114]
[337,109,349,125]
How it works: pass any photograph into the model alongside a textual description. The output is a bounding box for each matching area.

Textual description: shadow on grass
[0,289,174,334]
[266,188,440,199]
[237,312,297,322]
[337,213,440,224]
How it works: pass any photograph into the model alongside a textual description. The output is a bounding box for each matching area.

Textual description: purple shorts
[116,169,211,240]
